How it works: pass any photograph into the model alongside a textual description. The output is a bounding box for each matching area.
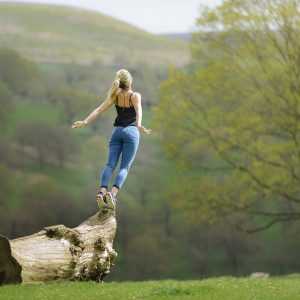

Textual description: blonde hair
[105,69,133,103]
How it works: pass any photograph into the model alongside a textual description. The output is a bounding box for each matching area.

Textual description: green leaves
[154,0,300,228]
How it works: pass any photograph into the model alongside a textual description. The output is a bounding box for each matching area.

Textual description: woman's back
[113,90,137,127]
[115,90,135,107]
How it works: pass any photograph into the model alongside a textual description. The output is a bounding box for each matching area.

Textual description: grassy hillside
[160,32,192,42]
[0,2,189,66]
[1,276,300,300]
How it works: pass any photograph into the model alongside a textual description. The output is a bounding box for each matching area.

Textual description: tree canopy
[154,0,300,231]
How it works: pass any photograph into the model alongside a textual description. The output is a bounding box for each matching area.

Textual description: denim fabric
[100,126,140,189]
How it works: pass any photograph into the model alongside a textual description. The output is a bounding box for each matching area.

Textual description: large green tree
[154,0,300,231]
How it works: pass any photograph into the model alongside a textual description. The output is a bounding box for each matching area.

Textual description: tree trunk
[0,207,117,285]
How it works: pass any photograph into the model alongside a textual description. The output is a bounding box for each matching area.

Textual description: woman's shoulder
[131,91,141,101]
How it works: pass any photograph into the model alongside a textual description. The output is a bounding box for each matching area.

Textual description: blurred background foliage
[1,0,300,281]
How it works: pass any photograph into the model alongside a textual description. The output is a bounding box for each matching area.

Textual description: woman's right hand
[72,120,88,129]
[138,125,152,135]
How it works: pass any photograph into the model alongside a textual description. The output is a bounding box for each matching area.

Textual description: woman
[72,69,151,209]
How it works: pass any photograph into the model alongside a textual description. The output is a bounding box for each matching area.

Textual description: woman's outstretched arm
[72,96,115,128]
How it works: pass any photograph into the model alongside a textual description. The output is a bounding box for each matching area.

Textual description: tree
[48,86,97,124]
[15,121,77,168]
[0,48,42,97]
[0,81,14,126]
[154,0,300,231]
[46,125,78,168]
[0,165,15,210]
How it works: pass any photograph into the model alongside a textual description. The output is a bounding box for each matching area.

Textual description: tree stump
[0,207,117,285]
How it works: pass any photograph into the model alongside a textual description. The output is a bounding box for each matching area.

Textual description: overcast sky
[3,0,222,33]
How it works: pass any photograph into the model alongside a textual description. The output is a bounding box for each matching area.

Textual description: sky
[2,0,222,33]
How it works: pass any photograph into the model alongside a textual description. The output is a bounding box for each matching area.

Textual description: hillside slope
[0,2,189,66]
[161,32,192,42]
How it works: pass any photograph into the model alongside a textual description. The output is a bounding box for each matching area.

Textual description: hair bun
[113,79,120,88]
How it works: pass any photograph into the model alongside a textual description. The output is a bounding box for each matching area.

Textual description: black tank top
[113,92,137,127]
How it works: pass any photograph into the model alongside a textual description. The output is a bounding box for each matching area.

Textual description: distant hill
[160,33,192,42]
[0,2,190,66]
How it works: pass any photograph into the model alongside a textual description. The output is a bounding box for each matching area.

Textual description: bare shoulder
[131,92,142,103]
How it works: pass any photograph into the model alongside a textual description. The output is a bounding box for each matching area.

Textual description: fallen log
[0,207,117,285]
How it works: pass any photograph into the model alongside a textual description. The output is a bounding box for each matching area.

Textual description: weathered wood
[0,235,22,284]
[0,207,117,285]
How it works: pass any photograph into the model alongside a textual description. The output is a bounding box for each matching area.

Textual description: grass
[1,276,300,300]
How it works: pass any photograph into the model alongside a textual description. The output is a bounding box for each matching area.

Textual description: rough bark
[0,207,117,285]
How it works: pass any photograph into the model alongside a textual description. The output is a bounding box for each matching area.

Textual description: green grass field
[1,276,300,300]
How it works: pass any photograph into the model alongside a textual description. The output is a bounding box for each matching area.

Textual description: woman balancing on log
[72,69,151,209]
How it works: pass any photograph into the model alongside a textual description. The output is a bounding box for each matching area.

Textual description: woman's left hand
[138,125,152,135]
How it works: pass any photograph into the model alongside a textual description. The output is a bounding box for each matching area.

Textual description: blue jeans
[100,126,140,189]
